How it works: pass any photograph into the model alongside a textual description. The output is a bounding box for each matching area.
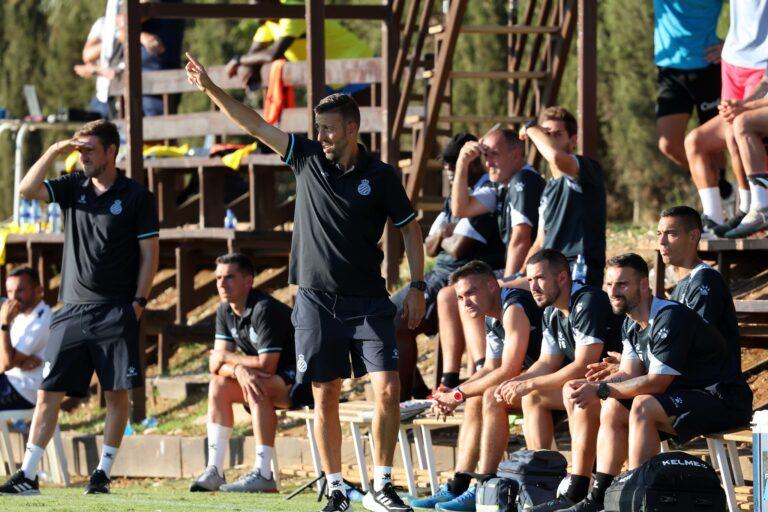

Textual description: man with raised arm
[186,55,425,512]
[0,120,159,496]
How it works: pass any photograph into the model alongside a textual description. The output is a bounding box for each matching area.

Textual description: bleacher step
[149,373,209,400]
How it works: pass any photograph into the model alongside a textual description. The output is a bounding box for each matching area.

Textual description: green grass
[1,479,333,512]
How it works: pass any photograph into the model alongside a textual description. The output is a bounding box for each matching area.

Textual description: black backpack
[496,450,568,510]
[476,477,520,512]
[603,451,726,511]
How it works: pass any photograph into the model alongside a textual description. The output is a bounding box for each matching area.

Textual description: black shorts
[619,382,753,444]
[277,368,315,408]
[656,64,721,122]
[390,267,451,336]
[0,374,34,410]
[292,288,399,384]
[41,303,142,397]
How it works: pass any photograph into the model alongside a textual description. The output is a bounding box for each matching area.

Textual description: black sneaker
[322,489,351,512]
[529,494,577,512]
[714,210,746,237]
[84,469,110,495]
[563,496,603,512]
[701,215,725,239]
[0,470,40,495]
[362,482,413,511]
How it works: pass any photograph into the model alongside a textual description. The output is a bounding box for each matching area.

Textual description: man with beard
[554,254,752,512]
[494,250,620,511]
[410,261,541,511]
[0,120,159,496]
[186,55,424,512]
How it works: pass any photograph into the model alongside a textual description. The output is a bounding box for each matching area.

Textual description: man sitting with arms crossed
[493,250,620,511]
[557,254,752,512]
[0,268,52,412]
[191,253,312,493]
[411,260,541,511]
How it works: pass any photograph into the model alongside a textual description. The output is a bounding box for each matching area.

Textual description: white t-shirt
[722,0,768,70]
[5,302,53,404]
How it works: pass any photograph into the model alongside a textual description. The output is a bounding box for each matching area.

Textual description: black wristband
[0,324,9,332]
[410,280,427,291]
[233,54,242,66]
[133,297,148,308]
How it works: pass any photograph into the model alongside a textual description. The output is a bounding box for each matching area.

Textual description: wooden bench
[278,401,422,496]
[704,428,751,512]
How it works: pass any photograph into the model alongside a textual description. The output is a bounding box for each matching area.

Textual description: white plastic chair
[0,409,69,486]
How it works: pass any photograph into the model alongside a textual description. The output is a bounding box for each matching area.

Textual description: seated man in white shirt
[0,267,53,410]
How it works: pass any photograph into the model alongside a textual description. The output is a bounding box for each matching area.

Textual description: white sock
[750,174,768,210]
[206,423,232,477]
[20,443,45,480]
[253,444,273,478]
[97,445,119,477]
[327,471,344,494]
[373,465,393,492]
[739,188,751,213]
[699,187,724,223]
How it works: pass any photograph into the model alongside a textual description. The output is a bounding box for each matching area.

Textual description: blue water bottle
[224,209,238,230]
[19,199,30,230]
[572,254,588,284]
[47,203,62,233]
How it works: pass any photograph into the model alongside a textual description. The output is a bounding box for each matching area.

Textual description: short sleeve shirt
[539,155,607,269]
[671,263,740,372]
[5,301,52,404]
[283,134,416,296]
[654,0,723,69]
[507,166,546,244]
[484,287,543,364]
[621,297,742,390]
[252,19,373,62]
[44,172,159,304]
[540,284,622,363]
[214,289,296,374]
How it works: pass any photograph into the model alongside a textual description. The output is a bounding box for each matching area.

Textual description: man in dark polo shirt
[186,55,424,512]
[0,120,159,496]
[657,206,740,368]
[190,253,311,493]
[519,106,607,287]
[553,254,752,512]
[411,261,542,511]
[494,249,621,511]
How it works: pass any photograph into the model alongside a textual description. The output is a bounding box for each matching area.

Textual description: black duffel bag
[497,449,568,510]
[604,451,726,511]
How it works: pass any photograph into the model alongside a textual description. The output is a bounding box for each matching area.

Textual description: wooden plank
[109,59,383,97]
[122,107,386,140]
[461,24,560,35]
[578,0,598,159]
[735,300,768,314]
[124,0,144,183]
[450,70,549,80]
[306,0,326,138]
[141,2,389,21]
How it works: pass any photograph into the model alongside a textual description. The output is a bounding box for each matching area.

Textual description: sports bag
[497,449,568,510]
[476,477,520,512]
[603,451,726,511]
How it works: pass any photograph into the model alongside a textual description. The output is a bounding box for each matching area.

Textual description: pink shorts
[722,60,766,101]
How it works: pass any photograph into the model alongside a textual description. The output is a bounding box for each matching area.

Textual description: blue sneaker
[435,486,476,511]
[410,484,457,509]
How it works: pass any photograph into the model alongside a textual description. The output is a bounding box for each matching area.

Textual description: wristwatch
[523,119,537,134]
[133,297,148,308]
[452,387,465,404]
[597,382,611,400]
[233,54,242,65]
[410,280,427,292]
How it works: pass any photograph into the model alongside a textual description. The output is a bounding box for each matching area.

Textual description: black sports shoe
[84,469,111,494]
[701,215,725,239]
[362,482,413,511]
[322,489,351,512]
[0,470,40,495]
[563,496,603,512]
[714,210,746,237]
[529,494,578,512]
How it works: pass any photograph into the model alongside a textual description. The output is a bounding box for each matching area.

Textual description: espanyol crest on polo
[110,199,123,215]
[357,178,371,196]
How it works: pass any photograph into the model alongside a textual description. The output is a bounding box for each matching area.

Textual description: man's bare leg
[19,390,65,479]
[628,395,674,469]
[521,388,564,450]
[437,285,465,388]
[369,371,400,491]
[477,386,521,474]
[561,383,602,503]
[657,113,691,168]
[313,379,343,478]
[684,116,728,223]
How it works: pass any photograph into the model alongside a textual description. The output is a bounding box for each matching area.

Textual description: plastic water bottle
[572,254,588,284]
[224,209,238,230]
[124,422,134,436]
[141,416,158,429]
[753,410,768,510]
[19,199,29,230]
[47,203,62,233]
[31,200,43,232]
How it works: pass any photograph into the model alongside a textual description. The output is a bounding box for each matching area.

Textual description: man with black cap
[391,133,505,400]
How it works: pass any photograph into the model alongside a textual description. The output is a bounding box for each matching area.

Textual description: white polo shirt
[5,301,53,404]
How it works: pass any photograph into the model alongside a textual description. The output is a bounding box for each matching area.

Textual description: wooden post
[124,0,145,184]
[577,0,597,158]
[306,0,326,138]
[175,244,193,325]
[652,250,665,298]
